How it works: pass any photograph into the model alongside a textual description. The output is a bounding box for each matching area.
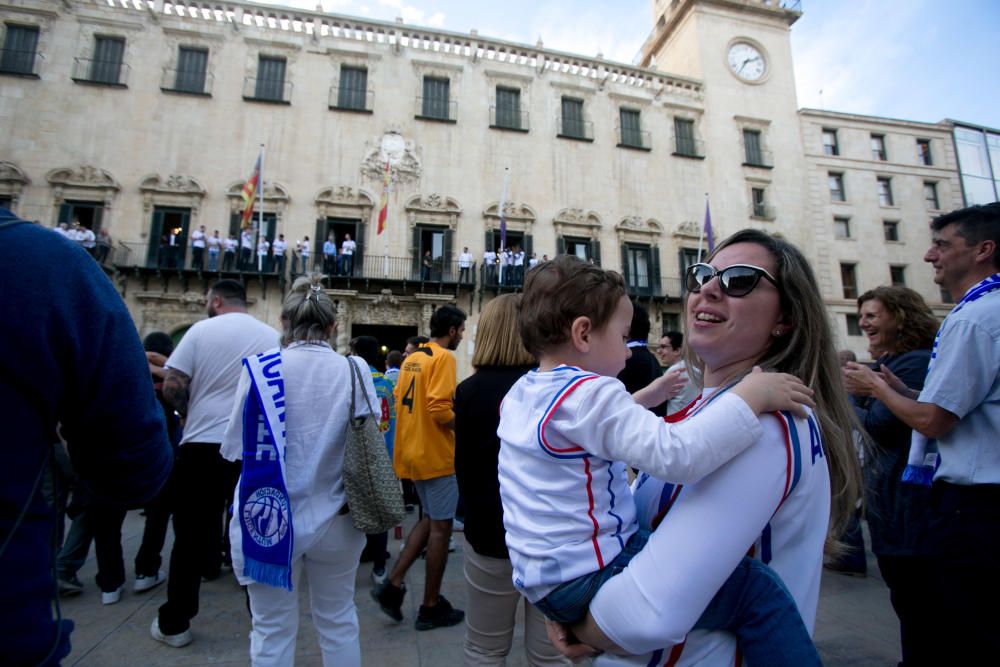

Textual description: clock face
[728,42,766,81]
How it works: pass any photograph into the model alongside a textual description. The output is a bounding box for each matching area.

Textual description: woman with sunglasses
[551,229,862,666]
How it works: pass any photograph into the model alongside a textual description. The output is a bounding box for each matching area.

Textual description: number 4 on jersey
[401,377,415,413]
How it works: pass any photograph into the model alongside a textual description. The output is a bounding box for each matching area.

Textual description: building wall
[0,0,963,373]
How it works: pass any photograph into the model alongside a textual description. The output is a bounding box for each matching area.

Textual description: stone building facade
[0,0,964,372]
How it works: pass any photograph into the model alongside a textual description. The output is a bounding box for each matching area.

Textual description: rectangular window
[871,134,887,161]
[834,216,851,239]
[840,262,858,299]
[421,76,450,120]
[337,65,368,110]
[883,220,899,242]
[846,314,862,336]
[494,86,522,130]
[890,265,906,287]
[624,245,651,290]
[877,177,894,206]
[917,139,933,165]
[743,129,764,165]
[91,36,125,85]
[751,187,768,218]
[1,24,39,75]
[174,46,207,94]
[619,108,644,148]
[560,97,586,139]
[828,173,846,202]
[674,117,698,156]
[255,55,286,101]
[924,181,940,209]
[822,128,839,156]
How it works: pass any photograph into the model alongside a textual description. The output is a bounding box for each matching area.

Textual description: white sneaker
[150,618,193,648]
[134,570,166,593]
[371,566,387,586]
[101,585,124,605]
[452,517,465,532]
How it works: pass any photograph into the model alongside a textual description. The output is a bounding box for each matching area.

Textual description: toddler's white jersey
[590,389,831,667]
[498,367,762,603]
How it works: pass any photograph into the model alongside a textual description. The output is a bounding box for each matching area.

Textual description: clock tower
[639,0,812,251]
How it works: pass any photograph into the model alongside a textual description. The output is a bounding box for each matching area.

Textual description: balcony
[490,106,530,132]
[618,127,652,151]
[557,116,594,142]
[71,57,129,87]
[160,67,213,96]
[415,96,457,123]
[0,47,41,78]
[329,85,374,113]
[673,136,705,159]
[626,275,684,300]
[243,77,292,104]
[743,148,774,168]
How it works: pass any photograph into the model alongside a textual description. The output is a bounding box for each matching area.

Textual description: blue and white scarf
[238,349,295,589]
[902,273,1000,486]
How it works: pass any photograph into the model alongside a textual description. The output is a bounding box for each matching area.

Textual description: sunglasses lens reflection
[721,267,760,296]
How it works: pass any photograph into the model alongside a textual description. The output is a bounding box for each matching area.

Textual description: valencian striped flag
[240,151,263,229]
[376,158,390,235]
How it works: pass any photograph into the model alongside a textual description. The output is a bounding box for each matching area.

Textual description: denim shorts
[534,529,650,624]
[413,474,459,520]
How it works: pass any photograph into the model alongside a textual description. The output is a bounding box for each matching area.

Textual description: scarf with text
[238,349,294,589]
[903,274,1000,486]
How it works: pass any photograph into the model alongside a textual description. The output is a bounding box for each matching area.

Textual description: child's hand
[732,366,815,418]
[632,367,688,408]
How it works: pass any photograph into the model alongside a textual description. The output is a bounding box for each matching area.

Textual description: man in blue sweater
[0,208,172,666]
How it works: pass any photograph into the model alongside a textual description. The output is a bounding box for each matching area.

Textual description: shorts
[534,529,650,624]
[414,475,459,520]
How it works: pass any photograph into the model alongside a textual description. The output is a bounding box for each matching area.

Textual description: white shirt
[301,240,311,257]
[341,239,356,256]
[207,235,222,252]
[498,367,761,602]
[257,239,270,255]
[458,252,473,268]
[222,344,379,585]
[272,238,287,255]
[513,251,525,267]
[223,238,237,253]
[503,251,514,266]
[191,229,206,248]
[529,257,538,268]
[240,232,253,249]
[165,312,279,445]
[80,228,96,249]
[666,361,701,416]
[591,391,830,664]
[484,250,496,265]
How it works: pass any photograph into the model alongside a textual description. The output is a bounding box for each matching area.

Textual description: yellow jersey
[393,341,457,480]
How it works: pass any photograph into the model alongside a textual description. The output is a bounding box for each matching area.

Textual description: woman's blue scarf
[903,274,1000,486]
[238,349,294,590]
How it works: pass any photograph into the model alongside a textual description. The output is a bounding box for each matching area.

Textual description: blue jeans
[537,530,821,667]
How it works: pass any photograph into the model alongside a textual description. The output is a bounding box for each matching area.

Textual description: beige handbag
[342,357,406,534]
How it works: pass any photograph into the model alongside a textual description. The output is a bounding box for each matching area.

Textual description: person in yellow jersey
[372,305,467,631]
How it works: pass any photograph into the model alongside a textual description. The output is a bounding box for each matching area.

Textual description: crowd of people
[2,201,997,667]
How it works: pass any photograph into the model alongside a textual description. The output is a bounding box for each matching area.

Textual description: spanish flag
[240,151,262,229]
[376,158,390,235]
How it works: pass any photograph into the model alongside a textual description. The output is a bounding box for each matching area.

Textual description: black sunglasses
[685,262,779,297]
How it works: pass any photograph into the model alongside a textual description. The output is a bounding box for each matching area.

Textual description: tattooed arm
[163,368,192,418]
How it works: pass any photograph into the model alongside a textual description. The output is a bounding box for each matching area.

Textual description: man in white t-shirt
[80,226,97,256]
[271,234,287,276]
[513,247,525,285]
[190,225,206,270]
[483,248,497,285]
[458,246,473,284]
[239,230,253,271]
[152,279,279,648]
[256,237,270,272]
[206,230,221,271]
[340,233,356,276]
[222,234,237,272]
[300,236,311,275]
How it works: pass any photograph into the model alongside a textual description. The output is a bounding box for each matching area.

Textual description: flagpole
[383,160,390,279]
[257,144,265,272]
[697,192,707,262]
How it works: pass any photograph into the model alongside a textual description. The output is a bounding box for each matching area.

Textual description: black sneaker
[415,595,464,631]
[371,581,406,622]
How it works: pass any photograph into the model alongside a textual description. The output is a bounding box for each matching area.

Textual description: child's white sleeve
[555,377,762,483]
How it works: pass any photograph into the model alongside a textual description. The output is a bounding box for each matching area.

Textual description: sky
[270,0,1000,129]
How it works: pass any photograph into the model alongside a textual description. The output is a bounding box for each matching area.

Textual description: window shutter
[620,245,630,285]
[443,228,454,280]
[592,239,601,266]
[176,47,207,93]
[256,56,286,101]
[650,246,661,296]
[92,37,124,84]
[556,236,565,255]
[562,97,583,137]
[743,129,762,164]
[1,25,39,74]
[412,226,422,278]
[353,222,364,277]
[314,218,325,272]
[524,234,533,258]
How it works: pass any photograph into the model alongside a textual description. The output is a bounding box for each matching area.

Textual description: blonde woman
[221,274,379,666]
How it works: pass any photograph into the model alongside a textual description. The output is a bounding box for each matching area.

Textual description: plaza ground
[59,510,900,666]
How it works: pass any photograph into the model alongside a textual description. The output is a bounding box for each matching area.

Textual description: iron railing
[72,56,129,86]
[243,76,293,103]
[489,106,530,132]
[415,96,457,122]
[160,66,214,95]
[557,116,594,141]
[329,84,374,112]
[673,136,705,158]
[0,47,40,76]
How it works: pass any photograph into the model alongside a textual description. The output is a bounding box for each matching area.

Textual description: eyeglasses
[685,263,779,297]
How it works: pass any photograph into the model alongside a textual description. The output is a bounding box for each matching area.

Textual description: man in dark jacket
[0,208,172,666]
[617,302,667,416]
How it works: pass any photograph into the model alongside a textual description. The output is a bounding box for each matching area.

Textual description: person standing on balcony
[483,247,497,285]
[458,247,473,284]
[95,228,113,263]
[239,229,253,271]
[300,236,311,275]
[341,233,356,276]
[206,230,221,272]
[323,234,337,275]
[256,236,270,273]
[272,234,287,276]
[222,234,237,272]
[190,225,206,270]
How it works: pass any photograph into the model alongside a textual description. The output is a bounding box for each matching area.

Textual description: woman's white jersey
[497,367,762,603]
[590,388,831,666]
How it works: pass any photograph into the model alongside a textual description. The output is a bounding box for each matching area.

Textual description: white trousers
[246,512,365,667]
[462,543,571,667]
